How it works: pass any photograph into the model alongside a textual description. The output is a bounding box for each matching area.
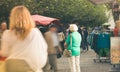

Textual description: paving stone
[56,49,111,72]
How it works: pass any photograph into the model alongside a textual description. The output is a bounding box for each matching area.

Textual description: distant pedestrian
[64,24,82,72]
[81,27,89,52]
[66,28,70,37]
[0,22,7,33]
[0,22,7,49]
[0,6,48,72]
[58,30,65,53]
[113,26,119,37]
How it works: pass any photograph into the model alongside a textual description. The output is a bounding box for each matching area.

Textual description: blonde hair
[1,22,7,27]
[1,22,6,25]
[69,24,78,32]
[9,6,35,40]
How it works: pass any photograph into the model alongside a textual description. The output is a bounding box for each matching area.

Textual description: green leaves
[0,0,108,27]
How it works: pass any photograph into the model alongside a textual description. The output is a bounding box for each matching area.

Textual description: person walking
[64,24,82,72]
[83,27,89,51]
[0,22,7,34]
[81,27,88,52]
[0,22,7,50]
[0,6,48,72]
[44,24,62,72]
[58,30,65,53]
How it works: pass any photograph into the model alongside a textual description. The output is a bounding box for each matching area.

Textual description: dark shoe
[50,67,52,70]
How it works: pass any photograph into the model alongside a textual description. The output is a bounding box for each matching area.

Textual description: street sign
[111,37,120,64]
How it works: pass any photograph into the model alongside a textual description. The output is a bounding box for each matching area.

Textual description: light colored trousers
[68,56,81,72]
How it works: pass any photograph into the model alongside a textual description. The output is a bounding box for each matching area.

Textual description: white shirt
[52,32,59,47]
[1,28,48,72]
[58,32,65,42]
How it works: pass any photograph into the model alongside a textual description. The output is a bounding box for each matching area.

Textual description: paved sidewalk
[56,49,111,72]
[0,49,112,72]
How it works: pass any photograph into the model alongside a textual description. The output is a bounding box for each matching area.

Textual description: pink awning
[32,15,59,25]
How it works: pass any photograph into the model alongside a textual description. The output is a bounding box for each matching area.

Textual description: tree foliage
[0,0,108,27]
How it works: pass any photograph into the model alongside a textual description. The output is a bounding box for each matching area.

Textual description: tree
[0,0,108,27]
[0,0,41,23]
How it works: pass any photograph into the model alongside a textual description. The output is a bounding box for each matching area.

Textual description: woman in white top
[0,6,48,72]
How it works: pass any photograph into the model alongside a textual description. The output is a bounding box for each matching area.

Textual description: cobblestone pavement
[0,49,113,72]
[54,49,111,72]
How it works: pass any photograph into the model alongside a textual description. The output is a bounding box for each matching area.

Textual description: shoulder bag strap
[70,34,72,49]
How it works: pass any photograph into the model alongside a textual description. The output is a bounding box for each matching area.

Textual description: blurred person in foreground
[64,24,82,72]
[0,6,48,72]
[44,24,62,72]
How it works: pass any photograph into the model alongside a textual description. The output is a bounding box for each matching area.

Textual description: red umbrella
[32,15,59,25]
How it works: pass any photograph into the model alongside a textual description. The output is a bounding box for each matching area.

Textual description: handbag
[0,58,6,72]
[63,49,71,57]
[0,57,6,72]
[55,46,62,58]
[57,53,62,58]
[63,34,72,57]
